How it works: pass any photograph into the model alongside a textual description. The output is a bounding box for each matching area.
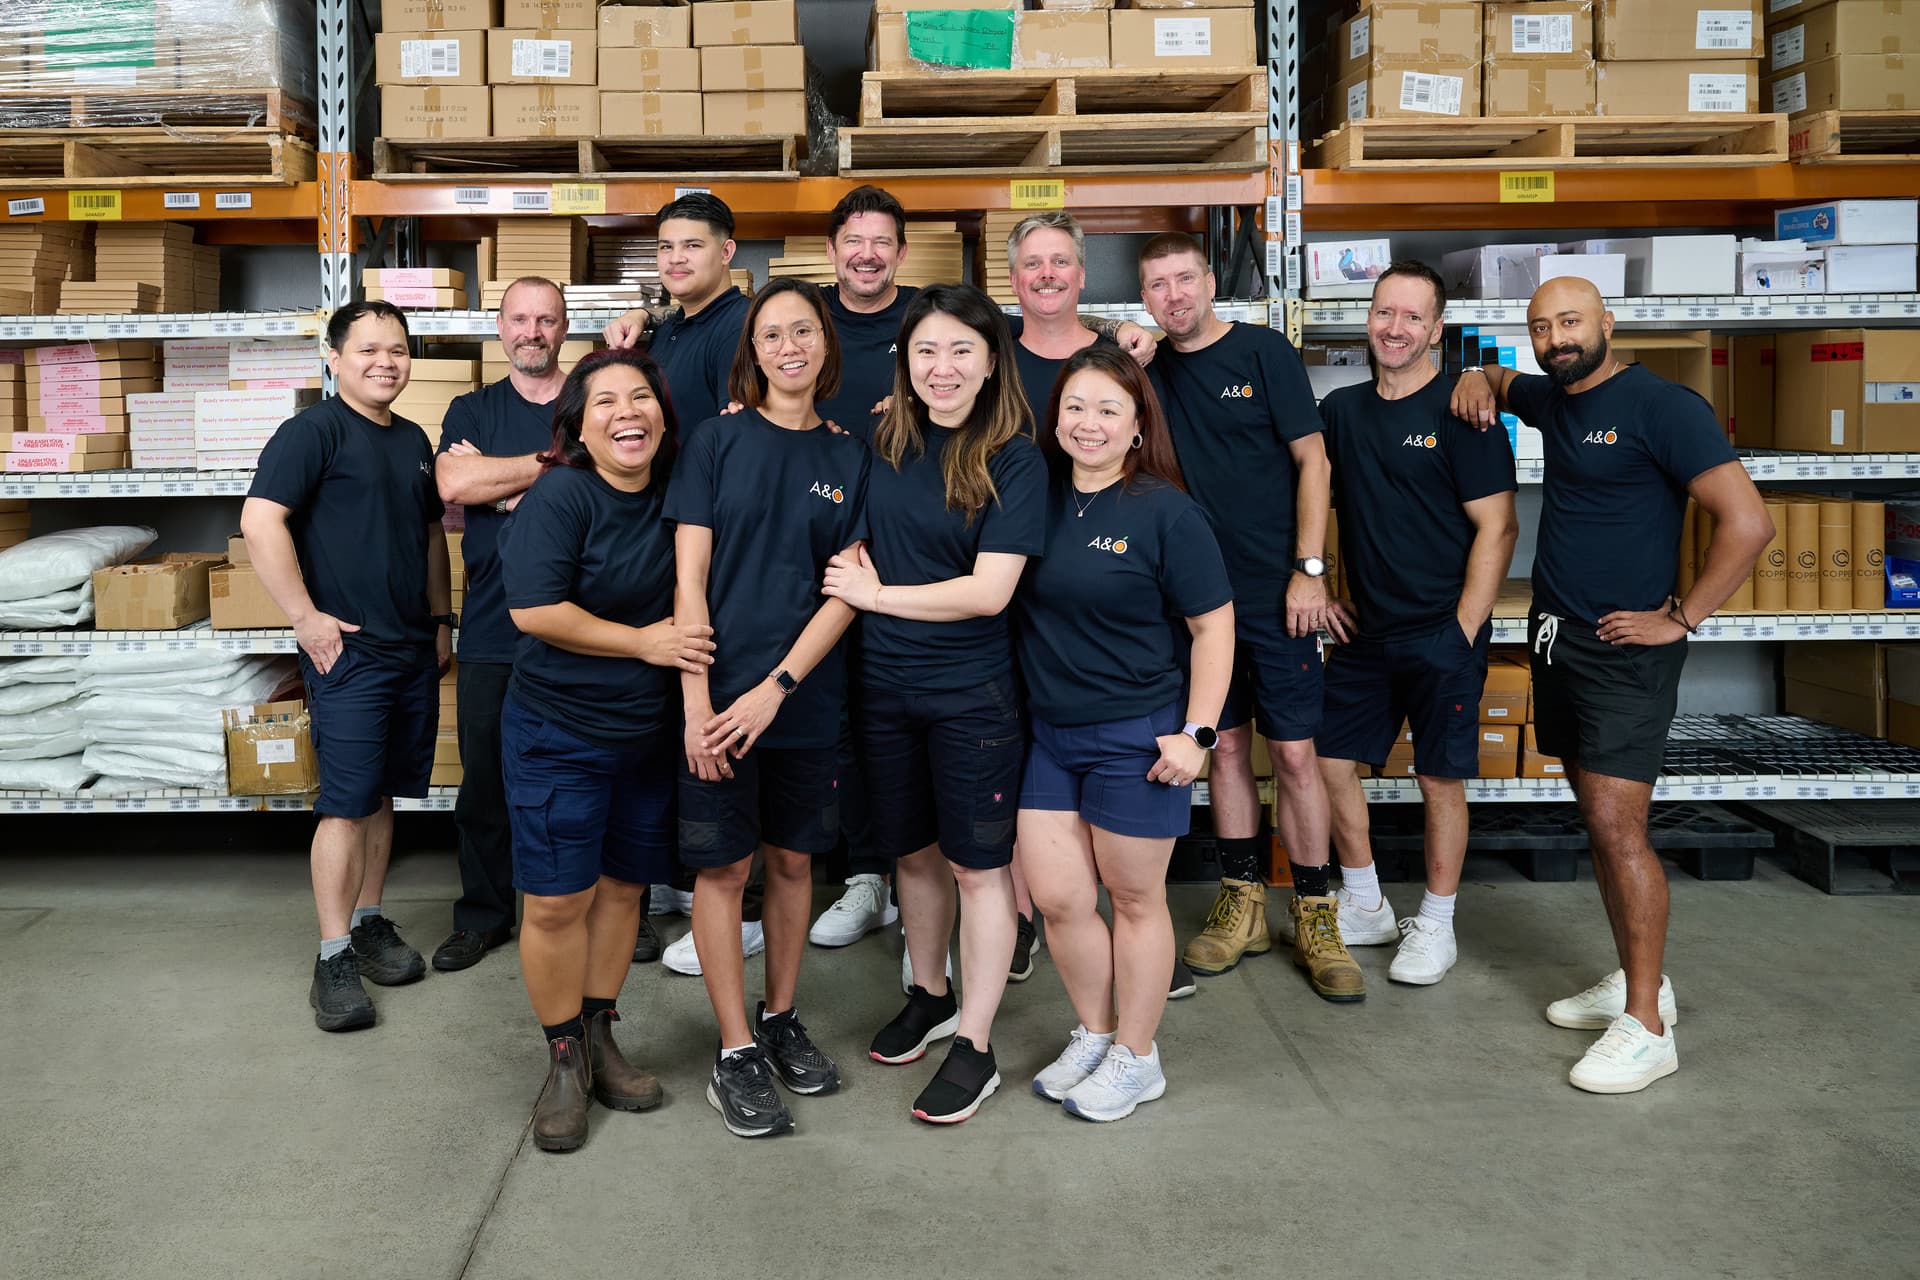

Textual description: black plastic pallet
[1368,802,1772,882]
[1738,801,1920,895]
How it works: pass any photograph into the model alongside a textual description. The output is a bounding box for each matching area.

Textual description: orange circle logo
[1111,539,1129,555]
[1603,430,1618,444]
[1423,434,1437,448]
[831,488,844,503]
[1241,385,1253,397]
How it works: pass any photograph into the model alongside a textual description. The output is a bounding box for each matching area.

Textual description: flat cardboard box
[1484,2,1595,57]
[26,359,158,386]
[224,700,318,796]
[1786,638,1885,698]
[693,0,800,46]
[1564,235,1737,296]
[600,90,704,134]
[1017,10,1111,68]
[700,43,805,89]
[1889,644,1920,704]
[24,341,155,366]
[600,45,701,91]
[431,763,466,786]
[0,432,128,452]
[1766,1,1920,72]
[365,268,467,289]
[1595,60,1760,114]
[380,0,500,29]
[381,85,492,138]
[25,415,131,435]
[1775,198,1918,246]
[1521,725,1567,778]
[1596,0,1762,59]
[1614,330,1714,402]
[504,0,598,28]
[3,451,130,472]
[1889,699,1920,749]
[90,553,223,630]
[1334,62,1479,122]
[209,563,293,630]
[1483,58,1596,114]
[702,90,805,136]
[1774,329,1920,453]
[599,4,693,48]
[1785,677,1885,737]
[1110,8,1256,68]
[493,85,602,136]
[1338,2,1481,82]
[487,28,598,84]
[375,30,488,85]
[365,286,468,308]
[1769,53,1917,112]
[1730,333,1775,447]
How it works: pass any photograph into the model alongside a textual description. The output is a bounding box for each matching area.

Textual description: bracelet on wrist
[1669,604,1698,634]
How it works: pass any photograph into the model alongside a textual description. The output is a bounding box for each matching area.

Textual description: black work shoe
[1169,958,1197,1001]
[1009,912,1038,982]
[431,927,511,973]
[754,1002,841,1095]
[310,951,375,1032]
[869,984,960,1065]
[351,915,426,986]
[706,1046,793,1138]
[912,1036,1001,1124]
[632,917,662,965]
[533,1036,593,1152]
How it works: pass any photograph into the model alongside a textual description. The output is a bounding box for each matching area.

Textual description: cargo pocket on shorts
[507,781,556,886]
[971,733,1022,855]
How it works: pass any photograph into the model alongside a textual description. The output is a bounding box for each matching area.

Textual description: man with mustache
[1452,276,1769,1093]
[429,276,584,972]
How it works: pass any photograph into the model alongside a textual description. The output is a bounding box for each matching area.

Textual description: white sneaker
[648,884,694,917]
[1031,1025,1115,1102]
[1274,887,1400,946]
[1546,970,1678,1030]
[1062,1041,1167,1122]
[662,921,767,976]
[1568,1012,1679,1094]
[809,874,898,947]
[1387,916,1457,985]
[900,928,954,995]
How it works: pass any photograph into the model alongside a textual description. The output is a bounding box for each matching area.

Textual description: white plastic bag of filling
[0,526,156,601]
[0,657,83,686]
[0,753,98,793]
[0,583,93,627]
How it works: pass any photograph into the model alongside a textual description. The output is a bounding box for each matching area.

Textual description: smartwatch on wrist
[431,613,456,628]
[772,669,799,696]
[1182,722,1218,750]
[1294,556,1326,578]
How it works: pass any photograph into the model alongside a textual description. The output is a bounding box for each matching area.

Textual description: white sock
[351,904,381,928]
[319,934,351,961]
[721,1042,755,1059]
[1340,861,1382,911]
[1080,1024,1115,1044]
[1418,891,1457,928]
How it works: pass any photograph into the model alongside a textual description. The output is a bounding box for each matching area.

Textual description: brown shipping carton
[700,44,806,90]
[702,90,806,136]
[1766,2,1920,74]
[1730,333,1775,448]
[600,90,704,134]
[1786,638,1885,699]
[1337,2,1481,82]
[1774,330,1920,454]
[1521,725,1568,779]
[1890,699,1920,749]
[209,563,293,630]
[1595,59,1760,114]
[1768,54,1916,113]
[494,86,602,136]
[1785,678,1885,737]
[1110,9,1256,68]
[90,553,223,630]
[226,534,250,565]
[1483,58,1596,114]
[375,30,488,85]
[1711,335,1733,433]
[381,86,492,138]
[1129,0,1253,7]
[601,46,701,91]
[381,0,500,29]
[693,1,801,46]
[599,4,693,47]
[1614,331,1712,403]
[1335,62,1481,122]
[504,0,598,27]
[1484,2,1595,57]
[1018,10,1111,68]
[487,29,598,84]
[224,701,319,796]
[1596,0,1762,59]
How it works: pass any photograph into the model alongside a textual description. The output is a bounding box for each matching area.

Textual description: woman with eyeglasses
[665,277,871,1139]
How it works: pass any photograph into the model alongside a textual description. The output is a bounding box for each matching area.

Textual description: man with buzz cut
[1313,260,1519,988]
[1136,232,1365,1003]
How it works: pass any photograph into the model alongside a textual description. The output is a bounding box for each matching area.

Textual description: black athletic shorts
[678,745,841,867]
[1528,609,1687,784]
[858,671,1023,870]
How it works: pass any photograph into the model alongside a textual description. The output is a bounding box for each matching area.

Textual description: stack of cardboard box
[0,499,27,553]
[1593,0,1763,115]
[434,659,463,787]
[90,224,220,313]
[1329,1,1482,129]
[91,554,225,630]
[10,341,153,471]
[378,0,496,141]
[1483,0,1597,116]
[600,3,703,135]
[364,267,471,310]
[1765,0,1920,115]
[128,338,233,469]
[395,358,482,449]
[871,0,1255,76]
[491,0,601,139]
[1784,641,1920,742]
[0,224,90,315]
[692,0,806,138]
[195,388,318,470]
[481,218,590,307]
[0,353,22,463]
[1757,198,1919,297]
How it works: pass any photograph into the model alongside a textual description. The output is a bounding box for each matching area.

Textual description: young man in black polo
[1136,233,1363,1002]
[428,276,579,972]
[1315,261,1519,987]
[242,301,453,1032]
[1453,276,1770,1092]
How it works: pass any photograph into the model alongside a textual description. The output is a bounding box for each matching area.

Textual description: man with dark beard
[430,276,581,972]
[1452,277,1769,1094]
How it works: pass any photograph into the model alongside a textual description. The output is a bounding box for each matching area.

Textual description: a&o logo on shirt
[1219,383,1255,399]
[1402,434,1438,449]
[808,481,845,504]
[1582,430,1619,445]
[1088,534,1129,555]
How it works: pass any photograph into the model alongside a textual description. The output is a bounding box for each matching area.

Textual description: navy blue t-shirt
[650,287,750,432]
[1015,473,1233,726]
[1509,363,1737,631]
[664,409,871,749]
[818,285,917,443]
[860,426,1048,692]
[1321,376,1517,641]
[249,395,444,664]
[500,464,677,747]
[1147,323,1323,616]
[1012,332,1115,430]
[436,378,556,663]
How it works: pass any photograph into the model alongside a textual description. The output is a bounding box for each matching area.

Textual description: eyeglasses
[754,323,822,353]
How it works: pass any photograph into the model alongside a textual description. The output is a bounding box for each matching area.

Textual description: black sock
[542,1014,585,1044]
[1217,833,1268,884]
[1290,861,1332,898]
[581,996,616,1021]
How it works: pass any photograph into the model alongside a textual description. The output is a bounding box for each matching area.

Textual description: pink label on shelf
[6,434,79,452]
[28,343,99,366]
[5,452,78,471]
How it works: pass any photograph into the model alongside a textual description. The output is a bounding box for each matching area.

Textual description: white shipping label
[1696,9,1753,50]
[1511,13,1574,54]
[1770,24,1804,69]
[1771,72,1807,113]
[1831,409,1846,446]
[1689,73,1749,112]
[1399,71,1464,116]
[1349,15,1371,61]
[1347,80,1368,122]
[512,38,572,78]
[255,738,297,765]
[401,38,461,78]
[1154,17,1212,57]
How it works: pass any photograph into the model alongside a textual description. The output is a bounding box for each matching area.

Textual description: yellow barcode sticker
[69,190,123,220]
[1498,171,1555,204]
[1009,179,1065,210]
[551,182,606,215]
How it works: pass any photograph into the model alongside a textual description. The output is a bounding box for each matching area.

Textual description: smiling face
[1010,226,1084,319]
[580,362,665,485]
[907,310,995,424]
[829,210,904,304]
[1139,247,1214,342]
[1055,367,1137,474]
[326,313,410,418]
[751,290,826,399]
[498,280,566,376]
[657,215,735,305]
[1366,273,1443,374]
[1528,278,1614,388]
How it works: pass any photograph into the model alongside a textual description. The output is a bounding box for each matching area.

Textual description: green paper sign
[905,9,1015,71]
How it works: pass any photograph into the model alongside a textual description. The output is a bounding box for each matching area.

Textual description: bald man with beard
[1453,278,1769,1095]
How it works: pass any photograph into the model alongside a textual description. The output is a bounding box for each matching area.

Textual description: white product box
[1739,245,1825,294]
[195,426,280,450]
[193,388,319,427]
[1506,253,1628,298]
[133,449,199,468]
[1564,235,1737,296]
[227,338,323,381]
[164,338,232,360]
[1440,243,1558,299]
[1514,423,1544,459]
[1774,199,1919,247]
[198,449,265,470]
[1824,244,1919,294]
[126,391,199,415]
[1303,238,1393,298]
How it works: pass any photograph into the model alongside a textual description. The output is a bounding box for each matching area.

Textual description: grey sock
[351,905,381,928]
[319,934,351,961]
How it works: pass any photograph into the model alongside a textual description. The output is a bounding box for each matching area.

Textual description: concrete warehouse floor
[1,840,1915,1280]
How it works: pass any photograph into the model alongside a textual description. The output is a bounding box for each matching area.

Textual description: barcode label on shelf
[163,191,200,209]
[512,38,572,78]
[1499,171,1555,203]
[1348,15,1370,60]
[401,38,461,78]
[1771,72,1807,115]
[70,190,121,220]
[7,198,45,216]
[214,192,253,210]
[453,186,489,206]
[510,189,552,213]
[1511,14,1574,53]
[1399,72,1464,116]
[1689,73,1748,112]
[1695,9,1753,49]
[1769,24,1805,68]
[1009,179,1064,210]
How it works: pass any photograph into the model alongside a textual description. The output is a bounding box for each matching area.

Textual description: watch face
[1302,557,1326,577]
[1189,725,1218,750]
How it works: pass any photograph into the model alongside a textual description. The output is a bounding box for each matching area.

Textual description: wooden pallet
[0,129,315,187]
[839,116,1265,177]
[858,67,1266,125]
[1315,114,1786,170]
[372,135,799,181]
[1789,110,1920,163]
[0,88,309,132]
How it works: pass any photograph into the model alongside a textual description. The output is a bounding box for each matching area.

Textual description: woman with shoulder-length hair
[497,347,716,1153]
[664,277,871,1139]
[822,282,1047,1124]
[1017,344,1234,1122]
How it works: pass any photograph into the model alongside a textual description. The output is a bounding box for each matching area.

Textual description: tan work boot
[1182,879,1273,975]
[585,1009,664,1112]
[1290,895,1366,1002]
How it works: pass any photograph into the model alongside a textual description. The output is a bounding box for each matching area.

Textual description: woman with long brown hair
[821,283,1045,1124]
[1015,344,1235,1122]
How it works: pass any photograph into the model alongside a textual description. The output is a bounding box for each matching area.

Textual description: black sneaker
[309,951,375,1032]
[1169,958,1197,1000]
[351,915,426,986]
[706,1046,793,1138]
[912,1036,1001,1124]
[753,1002,841,1095]
[632,917,662,964]
[869,984,960,1065]
[431,927,511,973]
[1009,912,1037,983]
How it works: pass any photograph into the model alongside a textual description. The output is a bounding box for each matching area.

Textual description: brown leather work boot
[586,1009,663,1112]
[1290,895,1366,1002]
[1181,879,1272,975]
[532,1036,593,1152]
